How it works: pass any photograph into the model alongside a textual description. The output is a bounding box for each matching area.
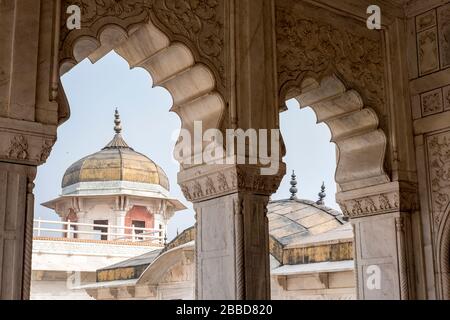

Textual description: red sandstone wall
[124,206,154,234]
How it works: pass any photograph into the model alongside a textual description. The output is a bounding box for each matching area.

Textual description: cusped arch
[437,208,450,300]
[59,19,225,169]
[284,75,390,192]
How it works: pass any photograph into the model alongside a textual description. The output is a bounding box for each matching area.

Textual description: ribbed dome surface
[62,110,170,191]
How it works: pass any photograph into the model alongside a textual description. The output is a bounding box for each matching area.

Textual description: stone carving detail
[61,0,226,87]
[39,140,54,162]
[379,194,392,210]
[152,0,225,83]
[438,4,450,69]
[427,132,450,225]
[444,86,450,111]
[7,135,29,160]
[233,196,244,299]
[421,89,444,116]
[66,0,151,24]
[180,166,284,202]
[276,3,385,112]
[193,181,204,199]
[395,216,410,300]
[416,10,437,32]
[417,29,440,75]
[205,177,216,196]
[339,190,417,219]
[181,184,191,200]
[217,172,229,192]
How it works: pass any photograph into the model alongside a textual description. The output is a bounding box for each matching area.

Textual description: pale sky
[34,51,338,240]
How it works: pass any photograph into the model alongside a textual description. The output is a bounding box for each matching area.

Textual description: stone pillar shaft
[180,164,284,300]
[0,162,36,300]
[337,182,418,300]
[194,192,271,299]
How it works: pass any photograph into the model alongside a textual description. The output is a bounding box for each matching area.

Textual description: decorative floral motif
[7,135,29,160]
[364,198,377,213]
[428,133,450,225]
[193,181,203,198]
[418,29,439,75]
[338,190,417,219]
[66,0,152,24]
[421,89,443,116]
[39,140,54,162]
[217,172,229,191]
[181,184,191,200]
[179,166,283,202]
[379,194,392,210]
[61,0,226,86]
[438,4,450,68]
[205,177,216,195]
[276,3,385,113]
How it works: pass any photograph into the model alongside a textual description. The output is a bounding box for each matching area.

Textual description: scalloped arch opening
[60,20,225,170]
[285,75,390,192]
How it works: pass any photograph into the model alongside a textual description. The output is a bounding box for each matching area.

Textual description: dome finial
[114,108,122,134]
[316,182,326,205]
[289,170,298,200]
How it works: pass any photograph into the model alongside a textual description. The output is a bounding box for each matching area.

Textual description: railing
[33,219,165,244]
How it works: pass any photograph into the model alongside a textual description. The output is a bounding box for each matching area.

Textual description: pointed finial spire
[289,171,298,200]
[114,108,122,134]
[316,182,326,205]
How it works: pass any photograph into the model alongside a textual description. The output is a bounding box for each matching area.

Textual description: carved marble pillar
[337,182,418,300]
[0,162,36,300]
[0,0,61,299]
[179,164,284,300]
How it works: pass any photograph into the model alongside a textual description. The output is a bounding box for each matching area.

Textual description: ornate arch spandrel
[59,0,227,95]
[276,0,390,192]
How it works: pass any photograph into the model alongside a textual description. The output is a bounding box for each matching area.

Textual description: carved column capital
[0,118,57,166]
[336,181,419,219]
[178,163,286,203]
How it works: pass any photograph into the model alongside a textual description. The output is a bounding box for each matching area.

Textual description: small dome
[62,110,170,191]
[267,199,348,247]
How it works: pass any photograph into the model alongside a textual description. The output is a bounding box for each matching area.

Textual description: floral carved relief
[152,0,225,83]
[444,86,450,111]
[179,166,283,203]
[416,10,437,33]
[427,132,450,226]
[7,135,29,161]
[39,140,55,162]
[338,190,417,219]
[276,2,385,114]
[438,4,450,68]
[418,29,440,75]
[421,89,444,116]
[60,0,226,88]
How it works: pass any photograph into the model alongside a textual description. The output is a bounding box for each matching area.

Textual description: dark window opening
[93,220,109,241]
[132,220,146,240]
